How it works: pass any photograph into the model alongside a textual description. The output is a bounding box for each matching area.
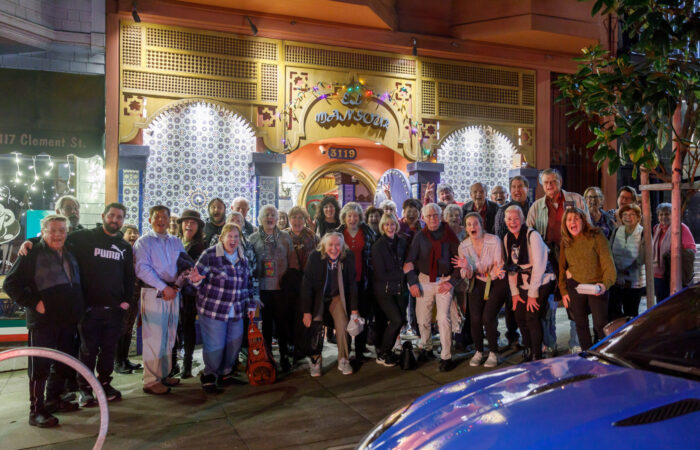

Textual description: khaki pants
[141,288,179,387]
[315,295,349,361]
[416,273,453,360]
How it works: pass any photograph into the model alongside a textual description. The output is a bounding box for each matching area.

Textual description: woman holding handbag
[190,224,256,393]
[453,212,508,368]
[301,232,359,376]
[371,213,407,367]
[560,207,616,350]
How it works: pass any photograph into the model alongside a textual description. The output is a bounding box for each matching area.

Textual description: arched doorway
[142,100,255,230]
[284,137,409,218]
[298,162,378,219]
[437,125,516,202]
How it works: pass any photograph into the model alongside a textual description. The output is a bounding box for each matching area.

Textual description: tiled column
[407,162,444,203]
[249,152,286,226]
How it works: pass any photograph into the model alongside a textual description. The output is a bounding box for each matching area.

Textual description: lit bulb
[45,172,51,176]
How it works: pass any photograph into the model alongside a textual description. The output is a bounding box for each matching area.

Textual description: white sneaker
[309,358,321,377]
[338,358,353,375]
[469,351,483,367]
[484,352,499,368]
[569,346,582,355]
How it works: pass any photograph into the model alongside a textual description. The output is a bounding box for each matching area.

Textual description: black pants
[28,326,76,413]
[566,279,609,350]
[504,297,520,343]
[116,299,139,364]
[514,280,555,360]
[608,285,643,320]
[78,307,124,390]
[352,281,372,355]
[469,278,508,353]
[261,290,289,359]
[374,291,405,356]
[179,293,197,366]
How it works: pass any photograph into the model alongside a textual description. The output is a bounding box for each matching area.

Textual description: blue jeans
[541,294,558,349]
[199,315,244,377]
[654,277,670,304]
[568,320,580,348]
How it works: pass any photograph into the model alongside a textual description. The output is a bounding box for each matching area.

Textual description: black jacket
[67,227,134,308]
[405,224,461,287]
[3,240,84,329]
[462,200,500,234]
[371,235,407,296]
[301,250,358,319]
[203,219,224,247]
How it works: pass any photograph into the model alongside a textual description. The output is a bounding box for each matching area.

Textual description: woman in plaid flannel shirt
[191,223,257,392]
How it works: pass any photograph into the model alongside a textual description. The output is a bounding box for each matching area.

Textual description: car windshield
[594,285,700,381]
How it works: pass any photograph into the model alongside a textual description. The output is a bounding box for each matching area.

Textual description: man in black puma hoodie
[68,202,134,405]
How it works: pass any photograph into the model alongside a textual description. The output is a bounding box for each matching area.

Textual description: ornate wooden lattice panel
[120,22,279,104]
[422,60,535,126]
[285,44,416,77]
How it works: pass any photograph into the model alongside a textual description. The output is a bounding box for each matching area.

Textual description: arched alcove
[437,125,516,202]
[141,101,255,230]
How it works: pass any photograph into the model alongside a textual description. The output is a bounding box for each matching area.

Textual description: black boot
[114,360,133,374]
[182,357,193,379]
[522,347,533,362]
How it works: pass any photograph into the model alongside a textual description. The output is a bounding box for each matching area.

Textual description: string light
[30,156,38,192]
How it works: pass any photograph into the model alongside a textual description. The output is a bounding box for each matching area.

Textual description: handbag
[399,341,417,370]
[297,320,325,357]
[246,322,276,386]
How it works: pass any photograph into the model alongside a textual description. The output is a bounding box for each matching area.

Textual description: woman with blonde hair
[559,207,616,350]
[371,213,407,367]
[300,232,359,376]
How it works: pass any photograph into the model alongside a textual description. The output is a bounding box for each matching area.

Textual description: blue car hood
[371,356,700,449]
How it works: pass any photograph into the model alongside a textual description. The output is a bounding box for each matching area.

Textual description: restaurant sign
[314,91,390,130]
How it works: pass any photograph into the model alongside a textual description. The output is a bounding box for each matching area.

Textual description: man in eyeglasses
[526,168,589,357]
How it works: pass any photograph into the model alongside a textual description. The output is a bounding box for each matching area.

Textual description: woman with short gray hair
[249,204,299,372]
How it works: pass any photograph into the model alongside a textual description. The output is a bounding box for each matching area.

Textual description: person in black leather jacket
[4,215,84,428]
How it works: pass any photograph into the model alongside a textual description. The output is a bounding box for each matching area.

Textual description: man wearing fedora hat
[172,209,206,379]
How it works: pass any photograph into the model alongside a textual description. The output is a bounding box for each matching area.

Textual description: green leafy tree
[555,0,699,209]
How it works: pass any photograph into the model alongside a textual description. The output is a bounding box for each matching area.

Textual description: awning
[0,69,105,158]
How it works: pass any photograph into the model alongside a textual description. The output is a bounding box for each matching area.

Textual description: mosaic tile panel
[437,126,514,203]
[120,169,142,230]
[142,102,255,231]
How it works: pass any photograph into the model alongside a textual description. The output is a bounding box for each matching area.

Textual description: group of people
[4,167,697,428]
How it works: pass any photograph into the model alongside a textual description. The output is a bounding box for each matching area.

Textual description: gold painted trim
[142,98,256,133]
[298,162,378,209]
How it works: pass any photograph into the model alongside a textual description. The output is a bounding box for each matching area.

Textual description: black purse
[297,320,325,357]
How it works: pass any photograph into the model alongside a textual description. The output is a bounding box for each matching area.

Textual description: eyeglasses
[424,214,440,219]
[585,195,602,200]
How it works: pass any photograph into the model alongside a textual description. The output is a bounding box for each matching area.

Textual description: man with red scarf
[404,203,460,372]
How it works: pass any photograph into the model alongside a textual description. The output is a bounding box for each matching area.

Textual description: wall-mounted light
[131,1,141,22]
[246,16,258,36]
[412,38,417,56]
[319,145,326,154]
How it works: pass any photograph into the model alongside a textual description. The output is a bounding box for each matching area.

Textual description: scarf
[422,223,458,282]
[652,224,671,273]
[505,224,530,267]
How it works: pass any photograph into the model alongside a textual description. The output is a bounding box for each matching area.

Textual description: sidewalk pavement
[0,300,631,449]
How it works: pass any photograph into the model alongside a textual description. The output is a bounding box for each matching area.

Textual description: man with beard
[203,198,227,245]
[19,203,135,405]
[55,195,83,232]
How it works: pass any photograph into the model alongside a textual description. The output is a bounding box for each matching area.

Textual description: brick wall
[0,0,105,75]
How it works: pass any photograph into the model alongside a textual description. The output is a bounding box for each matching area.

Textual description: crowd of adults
[4,167,697,428]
